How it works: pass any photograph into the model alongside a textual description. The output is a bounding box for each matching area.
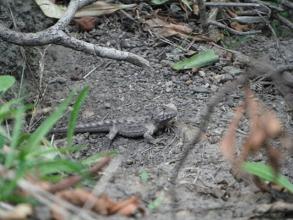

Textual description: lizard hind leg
[105,125,118,148]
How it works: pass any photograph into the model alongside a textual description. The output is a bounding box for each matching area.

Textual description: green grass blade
[180,0,192,10]
[172,49,219,71]
[0,161,26,200]
[0,99,21,122]
[0,126,10,143]
[242,162,293,193]
[5,105,25,168]
[67,87,89,147]
[24,94,73,152]
[30,159,85,177]
[0,133,4,149]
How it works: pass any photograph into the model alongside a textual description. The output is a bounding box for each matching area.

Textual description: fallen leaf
[220,105,245,162]
[267,146,281,173]
[74,16,96,31]
[192,4,199,16]
[109,196,144,216]
[172,49,219,70]
[144,17,192,37]
[261,111,282,138]
[0,204,32,220]
[35,0,136,19]
[230,22,250,32]
[57,189,109,215]
[56,189,144,216]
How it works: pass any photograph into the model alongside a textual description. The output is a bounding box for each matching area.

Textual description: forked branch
[0,0,150,67]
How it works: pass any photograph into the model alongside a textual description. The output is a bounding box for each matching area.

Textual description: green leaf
[67,87,89,147]
[0,75,15,93]
[148,194,164,211]
[24,94,73,153]
[172,49,219,71]
[0,99,21,122]
[139,170,149,183]
[151,0,169,5]
[242,162,293,193]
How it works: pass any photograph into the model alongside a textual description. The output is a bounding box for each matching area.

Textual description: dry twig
[0,0,150,67]
[0,165,100,220]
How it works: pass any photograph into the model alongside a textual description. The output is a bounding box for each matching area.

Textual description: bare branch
[54,0,80,30]
[197,0,208,32]
[208,20,262,35]
[205,2,263,8]
[275,14,293,30]
[282,0,293,9]
[0,0,150,67]
[0,24,61,46]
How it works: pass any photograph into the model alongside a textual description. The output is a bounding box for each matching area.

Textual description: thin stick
[0,0,149,67]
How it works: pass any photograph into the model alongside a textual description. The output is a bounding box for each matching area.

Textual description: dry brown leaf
[245,89,267,150]
[0,204,32,220]
[145,17,192,38]
[56,189,144,216]
[226,9,237,18]
[260,111,282,138]
[221,87,284,186]
[109,196,144,217]
[57,189,109,215]
[267,146,281,173]
[35,0,136,19]
[230,22,250,32]
[247,128,266,152]
[74,16,96,31]
[219,105,245,162]
[192,4,199,16]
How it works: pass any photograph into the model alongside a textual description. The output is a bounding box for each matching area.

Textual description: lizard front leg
[143,123,157,144]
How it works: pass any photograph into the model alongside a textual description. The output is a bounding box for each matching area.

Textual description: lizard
[51,103,177,143]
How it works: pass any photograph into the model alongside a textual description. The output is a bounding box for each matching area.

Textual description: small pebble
[165,81,173,92]
[104,102,111,109]
[190,86,210,93]
[185,80,193,85]
[209,136,219,144]
[210,85,218,92]
[198,70,206,77]
[223,66,243,75]
[126,159,134,165]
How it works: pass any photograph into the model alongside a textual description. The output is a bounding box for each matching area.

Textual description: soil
[1,1,293,219]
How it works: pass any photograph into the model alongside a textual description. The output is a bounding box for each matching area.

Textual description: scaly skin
[51,104,177,142]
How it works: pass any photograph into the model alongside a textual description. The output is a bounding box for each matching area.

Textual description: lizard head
[152,103,177,124]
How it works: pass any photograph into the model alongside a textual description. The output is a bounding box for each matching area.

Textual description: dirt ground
[1,0,293,219]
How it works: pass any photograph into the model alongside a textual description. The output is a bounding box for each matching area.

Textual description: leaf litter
[219,87,292,193]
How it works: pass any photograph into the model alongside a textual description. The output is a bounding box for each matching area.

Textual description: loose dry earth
[1,1,293,219]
